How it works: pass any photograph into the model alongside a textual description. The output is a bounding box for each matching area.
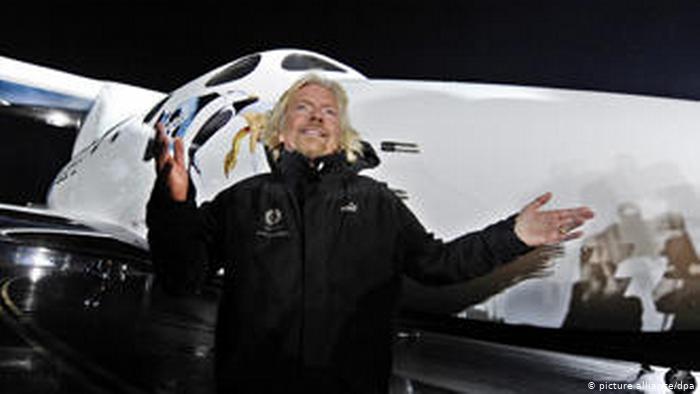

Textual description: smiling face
[279,83,342,159]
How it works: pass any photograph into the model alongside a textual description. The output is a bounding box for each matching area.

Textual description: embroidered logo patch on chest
[264,208,283,227]
[340,201,358,213]
[256,208,289,238]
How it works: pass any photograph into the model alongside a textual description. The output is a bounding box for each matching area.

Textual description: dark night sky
[2,0,700,204]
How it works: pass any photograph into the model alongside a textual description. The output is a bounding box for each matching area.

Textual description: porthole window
[205,54,261,87]
[281,54,346,72]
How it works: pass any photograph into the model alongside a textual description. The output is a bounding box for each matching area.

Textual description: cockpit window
[281,54,346,72]
[161,93,219,138]
[205,54,261,87]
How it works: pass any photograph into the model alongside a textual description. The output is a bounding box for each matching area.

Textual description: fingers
[155,122,170,172]
[553,207,595,228]
[561,230,584,242]
[173,137,186,168]
[567,206,595,219]
[552,212,592,242]
[554,207,595,221]
[559,218,585,233]
[554,209,593,238]
[518,192,596,246]
[525,191,594,220]
[580,207,595,220]
[154,122,187,173]
[525,192,552,212]
[541,205,595,245]
[542,229,582,246]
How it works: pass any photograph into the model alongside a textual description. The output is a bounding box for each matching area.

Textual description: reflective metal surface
[0,215,218,393]
[392,330,698,393]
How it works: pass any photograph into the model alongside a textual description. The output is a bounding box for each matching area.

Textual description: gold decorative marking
[224,112,268,178]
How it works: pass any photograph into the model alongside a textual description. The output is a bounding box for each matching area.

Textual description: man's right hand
[155,123,189,202]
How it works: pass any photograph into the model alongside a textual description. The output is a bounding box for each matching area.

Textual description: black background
[2,0,700,204]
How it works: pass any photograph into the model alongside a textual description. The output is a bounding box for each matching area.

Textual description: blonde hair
[262,74,363,162]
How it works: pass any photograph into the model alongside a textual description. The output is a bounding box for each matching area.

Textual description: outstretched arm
[398,192,594,286]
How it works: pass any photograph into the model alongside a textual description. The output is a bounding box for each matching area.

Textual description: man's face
[280,83,342,159]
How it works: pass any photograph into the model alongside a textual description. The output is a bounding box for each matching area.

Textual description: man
[147,74,594,393]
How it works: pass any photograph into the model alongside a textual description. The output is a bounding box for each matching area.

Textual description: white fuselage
[44,50,700,333]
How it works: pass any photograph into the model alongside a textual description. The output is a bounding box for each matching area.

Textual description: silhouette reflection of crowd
[565,205,700,332]
[563,242,642,331]
[402,203,700,333]
[653,215,700,330]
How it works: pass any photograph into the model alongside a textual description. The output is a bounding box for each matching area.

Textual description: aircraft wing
[0,55,165,155]
[0,56,101,128]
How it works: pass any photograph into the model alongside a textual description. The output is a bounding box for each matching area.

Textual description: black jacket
[146,150,530,393]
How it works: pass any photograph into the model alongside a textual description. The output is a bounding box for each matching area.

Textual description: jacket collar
[272,142,381,182]
[275,150,349,183]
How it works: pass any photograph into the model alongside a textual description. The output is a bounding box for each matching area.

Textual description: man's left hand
[514,192,595,246]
